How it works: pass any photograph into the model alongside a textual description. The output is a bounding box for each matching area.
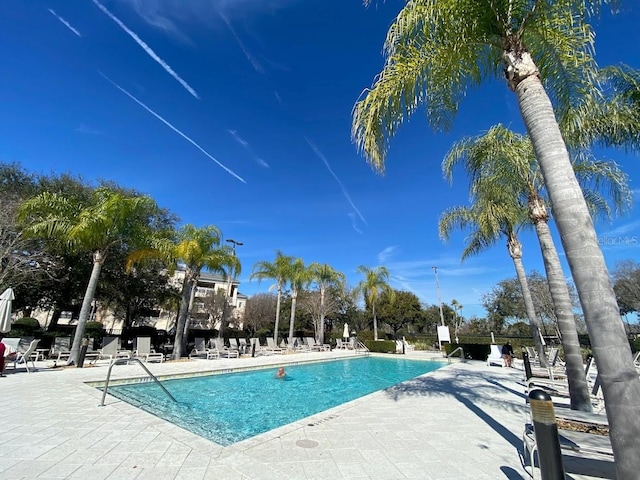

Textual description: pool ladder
[99,357,177,406]
[447,346,466,363]
[354,340,370,356]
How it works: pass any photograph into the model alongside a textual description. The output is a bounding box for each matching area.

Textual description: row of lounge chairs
[188,336,331,359]
[520,350,615,478]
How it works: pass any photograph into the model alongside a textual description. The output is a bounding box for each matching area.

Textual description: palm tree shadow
[384,366,526,452]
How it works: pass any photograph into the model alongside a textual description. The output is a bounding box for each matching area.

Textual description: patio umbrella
[343,323,349,339]
[0,287,15,333]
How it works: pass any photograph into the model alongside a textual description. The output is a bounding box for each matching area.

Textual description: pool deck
[0,350,616,479]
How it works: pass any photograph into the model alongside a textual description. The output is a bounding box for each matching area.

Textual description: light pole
[433,266,445,327]
[226,238,243,256]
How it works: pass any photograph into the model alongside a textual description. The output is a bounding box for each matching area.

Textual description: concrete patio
[0,351,616,479]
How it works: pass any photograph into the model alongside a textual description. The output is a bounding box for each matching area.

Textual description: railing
[354,340,370,355]
[99,357,177,407]
[447,346,465,363]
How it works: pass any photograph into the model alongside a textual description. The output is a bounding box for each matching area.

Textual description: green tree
[19,187,157,365]
[285,258,312,347]
[613,260,640,316]
[377,290,422,335]
[444,124,629,411]
[308,263,346,344]
[439,183,548,365]
[352,2,640,468]
[355,266,394,341]
[250,250,295,342]
[128,224,232,359]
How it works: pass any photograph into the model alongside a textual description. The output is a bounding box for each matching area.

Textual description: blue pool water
[106,356,445,445]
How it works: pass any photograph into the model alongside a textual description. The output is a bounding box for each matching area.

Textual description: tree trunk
[273,283,282,342]
[69,251,105,365]
[373,302,378,341]
[288,289,298,348]
[47,306,62,331]
[218,279,233,340]
[514,66,640,476]
[318,285,326,344]
[173,274,192,359]
[508,234,548,367]
[532,200,593,412]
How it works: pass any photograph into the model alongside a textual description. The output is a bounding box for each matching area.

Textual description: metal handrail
[354,340,370,355]
[99,357,177,406]
[447,346,465,363]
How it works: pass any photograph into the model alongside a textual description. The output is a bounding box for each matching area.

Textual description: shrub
[444,343,491,360]
[9,317,42,337]
[365,339,396,353]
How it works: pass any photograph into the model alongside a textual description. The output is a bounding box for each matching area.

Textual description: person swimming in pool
[275,367,286,379]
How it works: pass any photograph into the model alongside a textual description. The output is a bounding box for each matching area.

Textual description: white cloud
[75,124,104,135]
[377,246,397,263]
[100,72,245,183]
[93,0,200,99]
[218,10,264,74]
[48,9,82,37]
[347,212,363,234]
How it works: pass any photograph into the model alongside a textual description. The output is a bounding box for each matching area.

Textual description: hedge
[364,339,396,353]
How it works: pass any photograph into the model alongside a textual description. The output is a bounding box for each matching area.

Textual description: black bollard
[77,337,89,368]
[251,341,256,358]
[523,351,533,380]
[529,389,565,479]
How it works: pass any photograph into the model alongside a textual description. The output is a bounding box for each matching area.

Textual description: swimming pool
[105,356,445,446]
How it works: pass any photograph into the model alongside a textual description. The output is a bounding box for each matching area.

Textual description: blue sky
[1,1,639,319]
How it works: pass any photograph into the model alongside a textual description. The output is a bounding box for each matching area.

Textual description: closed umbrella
[0,287,15,333]
[343,323,349,339]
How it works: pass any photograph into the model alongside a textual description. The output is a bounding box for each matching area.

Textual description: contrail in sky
[100,72,245,183]
[218,10,264,74]
[48,9,82,37]
[304,136,366,224]
[227,129,269,167]
[92,0,200,99]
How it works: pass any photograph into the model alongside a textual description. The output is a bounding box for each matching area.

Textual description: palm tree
[250,250,295,342]
[439,186,548,367]
[216,247,241,340]
[352,2,640,471]
[309,263,346,344]
[128,224,229,359]
[450,299,463,343]
[355,266,394,341]
[444,125,630,411]
[18,187,157,365]
[285,258,312,348]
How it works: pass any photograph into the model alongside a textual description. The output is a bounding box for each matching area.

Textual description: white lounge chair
[213,338,239,358]
[134,337,164,363]
[50,336,72,361]
[9,339,40,373]
[189,337,218,360]
[487,344,503,366]
[265,337,285,354]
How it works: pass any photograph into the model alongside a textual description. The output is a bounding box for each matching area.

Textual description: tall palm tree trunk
[508,236,547,367]
[218,279,233,340]
[372,302,378,341]
[273,283,282,342]
[69,251,105,365]
[173,276,192,359]
[515,68,640,476]
[319,285,326,344]
[531,201,593,412]
[288,291,298,348]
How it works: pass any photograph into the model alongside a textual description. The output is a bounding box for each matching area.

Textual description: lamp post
[226,238,243,256]
[433,266,445,327]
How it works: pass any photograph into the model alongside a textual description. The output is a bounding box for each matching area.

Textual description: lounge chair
[134,337,164,363]
[98,337,130,362]
[8,339,40,373]
[402,337,415,352]
[238,338,249,354]
[265,337,285,354]
[487,344,503,366]
[305,337,324,351]
[189,337,218,360]
[229,338,244,355]
[50,336,72,361]
[212,338,239,358]
[251,338,272,356]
